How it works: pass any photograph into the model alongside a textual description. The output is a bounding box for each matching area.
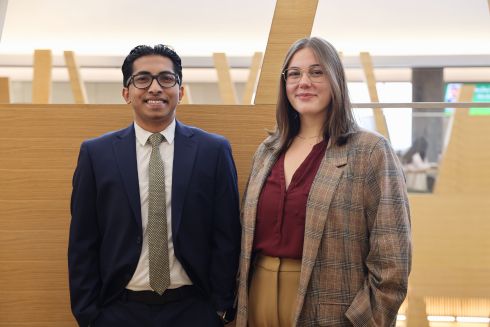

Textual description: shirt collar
[134,119,176,146]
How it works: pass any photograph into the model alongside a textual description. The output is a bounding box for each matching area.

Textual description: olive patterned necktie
[147,133,170,295]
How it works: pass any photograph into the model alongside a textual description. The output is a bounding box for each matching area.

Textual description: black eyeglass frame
[126,72,181,89]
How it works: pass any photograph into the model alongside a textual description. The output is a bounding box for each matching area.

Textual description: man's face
[122,55,183,132]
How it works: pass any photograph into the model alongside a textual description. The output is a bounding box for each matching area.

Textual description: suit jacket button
[136,237,142,245]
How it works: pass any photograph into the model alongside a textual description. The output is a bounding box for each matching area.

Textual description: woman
[236,37,411,327]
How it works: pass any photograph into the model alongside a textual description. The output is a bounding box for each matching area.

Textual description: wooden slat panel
[409,194,490,298]
[32,49,52,104]
[64,51,87,104]
[359,52,390,139]
[0,261,68,291]
[0,169,72,201]
[0,200,69,230]
[0,290,74,324]
[0,105,133,138]
[254,0,319,104]
[425,297,490,317]
[0,104,276,327]
[0,138,80,169]
[0,76,10,103]
[242,52,263,104]
[0,104,276,193]
[0,230,68,260]
[408,192,490,323]
[213,52,237,104]
[177,105,276,192]
[1,100,490,322]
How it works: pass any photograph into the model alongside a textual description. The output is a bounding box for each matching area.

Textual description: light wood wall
[2,105,489,326]
[405,94,490,324]
[0,104,276,326]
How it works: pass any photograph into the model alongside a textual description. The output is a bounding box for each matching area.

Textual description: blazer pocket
[316,303,353,327]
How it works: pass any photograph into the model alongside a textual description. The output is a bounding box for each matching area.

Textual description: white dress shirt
[126,120,192,291]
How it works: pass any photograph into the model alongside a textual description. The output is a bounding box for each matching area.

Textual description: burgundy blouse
[253,141,327,259]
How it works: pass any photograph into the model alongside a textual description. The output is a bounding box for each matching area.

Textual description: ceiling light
[456,317,490,323]
[427,316,456,322]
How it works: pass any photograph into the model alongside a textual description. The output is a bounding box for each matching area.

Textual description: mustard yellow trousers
[248,255,301,327]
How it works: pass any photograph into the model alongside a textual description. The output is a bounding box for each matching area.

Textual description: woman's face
[285,47,332,120]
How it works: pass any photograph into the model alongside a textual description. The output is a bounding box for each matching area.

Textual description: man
[68,44,241,327]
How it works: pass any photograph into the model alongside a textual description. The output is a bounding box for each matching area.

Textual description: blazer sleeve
[209,139,241,312]
[68,142,101,327]
[346,138,412,327]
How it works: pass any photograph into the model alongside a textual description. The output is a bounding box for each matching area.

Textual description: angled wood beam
[213,52,237,104]
[434,84,477,194]
[359,51,390,139]
[64,51,87,104]
[32,49,52,104]
[0,77,10,103]
[254,0,319,105]
[242,52,263,104]
[180,84,193,104]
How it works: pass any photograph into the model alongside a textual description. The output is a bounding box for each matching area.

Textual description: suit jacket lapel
[113,124,142,233]
[171,121,197,239]
[293,142,348,325]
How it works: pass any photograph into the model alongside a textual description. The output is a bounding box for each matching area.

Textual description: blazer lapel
[293,142,348,325]
[171,121,197,239]
[242,140,280,260]
[113,124,142,233]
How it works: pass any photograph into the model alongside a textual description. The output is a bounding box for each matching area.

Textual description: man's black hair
[122,44,182,87]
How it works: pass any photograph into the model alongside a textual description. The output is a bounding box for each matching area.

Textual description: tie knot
[148,133,165,147]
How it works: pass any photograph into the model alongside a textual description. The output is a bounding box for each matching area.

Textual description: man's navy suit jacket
[68,121,241,327]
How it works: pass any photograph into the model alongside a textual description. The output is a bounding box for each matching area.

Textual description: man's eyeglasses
[127,72,180,89]
[282,66,326,84]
